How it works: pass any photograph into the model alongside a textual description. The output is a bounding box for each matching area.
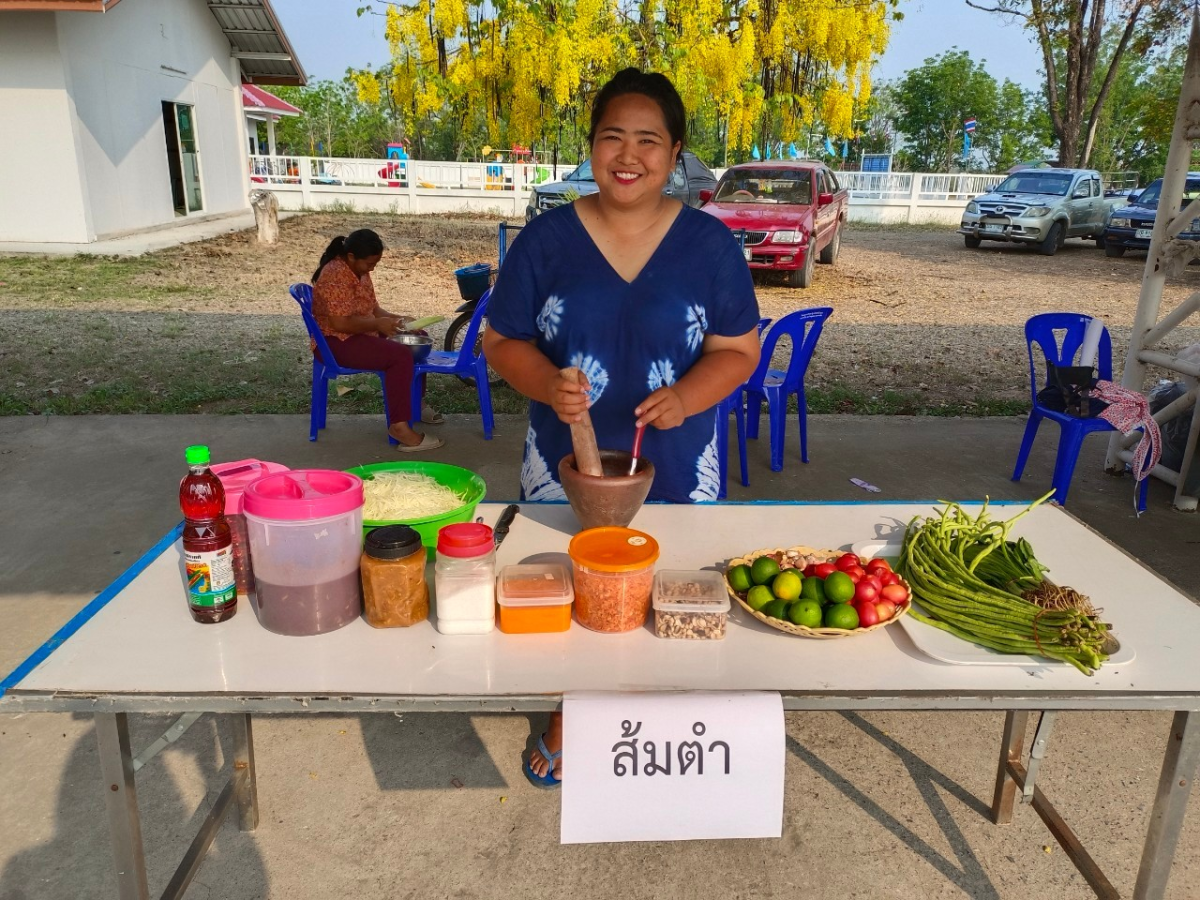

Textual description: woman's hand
[636,386,687,430]
[375,315,402,337]
[549,369,592,424]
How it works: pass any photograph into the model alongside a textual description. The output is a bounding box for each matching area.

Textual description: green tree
[272,80,398,157]
[892,51,1000,170]
[965,0,1189,166]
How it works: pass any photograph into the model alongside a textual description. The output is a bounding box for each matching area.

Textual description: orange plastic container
[568,526,660,633]
[496,564,573,634]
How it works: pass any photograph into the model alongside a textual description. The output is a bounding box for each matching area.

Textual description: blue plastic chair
[717,317,772,498]
[743,307,834,472]
[410,288,494,440]
[1012,312,1147,509]
[290,283,397,445]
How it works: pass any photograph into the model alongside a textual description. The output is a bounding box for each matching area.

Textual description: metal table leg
[1134,710,1200,900]
[991,710,1028,824]
[230,713,259,831]
[95,713,150,900]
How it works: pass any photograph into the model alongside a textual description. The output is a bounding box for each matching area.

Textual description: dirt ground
[2,212,1199,414]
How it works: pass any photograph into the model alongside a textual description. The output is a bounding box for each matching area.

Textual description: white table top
[6,502,1200,712]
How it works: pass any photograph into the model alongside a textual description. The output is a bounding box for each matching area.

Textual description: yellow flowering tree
[354,0,897,162]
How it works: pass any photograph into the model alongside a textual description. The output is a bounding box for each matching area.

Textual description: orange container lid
[568,526,659,572]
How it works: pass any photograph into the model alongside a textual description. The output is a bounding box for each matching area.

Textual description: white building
[0,0,305,244]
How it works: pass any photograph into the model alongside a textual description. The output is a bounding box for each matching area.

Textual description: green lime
[751,556,781,586]
[762,599,791,620]
[800,576,827,605]
[788,599,823,629]
[727,564,753,594]
[823,603,860,630]
[824,570,856,603]
[746,585,774,611]
[772,570,803,601]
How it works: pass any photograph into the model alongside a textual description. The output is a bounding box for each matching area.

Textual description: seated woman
[311,228,443,452]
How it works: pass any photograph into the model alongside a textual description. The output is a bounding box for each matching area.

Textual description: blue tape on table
[0,522,184,696]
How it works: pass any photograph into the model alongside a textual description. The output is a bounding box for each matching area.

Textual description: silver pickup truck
[959,167,1121,255]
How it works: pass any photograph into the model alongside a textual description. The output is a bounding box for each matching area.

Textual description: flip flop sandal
[523,734,562,789]
[395,433,445,453]
[422,406,445,425]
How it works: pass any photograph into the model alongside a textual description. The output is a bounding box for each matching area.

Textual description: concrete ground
[1,412,1198,899]
[0,210,300,258]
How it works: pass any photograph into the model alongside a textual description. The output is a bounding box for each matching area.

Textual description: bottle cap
[185,445,210,466]
[437,523,494,558]
[364,525,424,560]
[568,526,659,572]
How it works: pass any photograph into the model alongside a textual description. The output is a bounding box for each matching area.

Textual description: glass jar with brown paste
[361,525,428,627]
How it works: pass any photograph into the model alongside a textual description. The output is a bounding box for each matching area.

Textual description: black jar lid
[364,525,424,560]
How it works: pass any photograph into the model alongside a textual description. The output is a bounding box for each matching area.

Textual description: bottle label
[184,545,236,607]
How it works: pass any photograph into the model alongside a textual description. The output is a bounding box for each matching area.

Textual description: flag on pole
[963,131,972,162]
[823,137,835,156]
[964,117,977,133]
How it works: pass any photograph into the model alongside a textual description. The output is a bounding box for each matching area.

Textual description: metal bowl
[391,332,434,362]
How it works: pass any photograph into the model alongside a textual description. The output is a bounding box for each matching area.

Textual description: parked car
[699,161,849,288]
[524,151,717,221]
[1103,173,1200,257]
[958,168,1121,255]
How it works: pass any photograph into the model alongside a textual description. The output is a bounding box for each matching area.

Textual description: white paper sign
[561,691,785,844]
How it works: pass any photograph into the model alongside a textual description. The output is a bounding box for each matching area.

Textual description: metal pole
[991,710,1029,824]
[230,713,260,831]
[95,713,150,900]
[1133,710,1200,900]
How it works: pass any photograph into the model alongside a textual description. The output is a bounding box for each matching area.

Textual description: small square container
[496,563,574,634]
[652,570,730,640]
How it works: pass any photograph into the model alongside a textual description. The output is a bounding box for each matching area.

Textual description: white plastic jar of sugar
[434,523,495,634]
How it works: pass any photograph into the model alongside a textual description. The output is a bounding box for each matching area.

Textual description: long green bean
[897,494,1111,675]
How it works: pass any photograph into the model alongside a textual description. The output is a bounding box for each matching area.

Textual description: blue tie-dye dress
[487,203,760,503]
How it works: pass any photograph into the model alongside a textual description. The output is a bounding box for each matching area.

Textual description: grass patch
[0,254,215,307]
[805,385,1027,417]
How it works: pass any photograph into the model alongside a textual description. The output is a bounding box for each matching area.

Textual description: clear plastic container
[568,526,659,633]
[243,470,364,636]
[496,563,573,634]
[652,570,730,640]
[361,525,428,628]
[210,458,290,600]
[434,523,495,634]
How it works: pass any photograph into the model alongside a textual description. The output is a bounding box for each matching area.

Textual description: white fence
[250,155,1009,224]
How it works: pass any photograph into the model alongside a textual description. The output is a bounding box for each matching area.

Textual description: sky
[272,0,1047,91]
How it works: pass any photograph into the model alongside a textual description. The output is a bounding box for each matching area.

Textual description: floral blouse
[313,257,376,342]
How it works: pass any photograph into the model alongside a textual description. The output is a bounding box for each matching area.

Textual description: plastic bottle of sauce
[179,445,237,623]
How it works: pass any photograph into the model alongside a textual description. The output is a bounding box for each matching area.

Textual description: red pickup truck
[700,161,849,288]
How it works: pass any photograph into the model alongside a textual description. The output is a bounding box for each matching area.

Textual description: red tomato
[843,565,866,583]
[879,572,902,587]
[835,553,861,572]
[853,581,879,604]
[857,602,880,627]
[813,562,837,579]
[875,599,897,621]
[880,583,909,605]
[865,558,891,574]
[803,563,818,578]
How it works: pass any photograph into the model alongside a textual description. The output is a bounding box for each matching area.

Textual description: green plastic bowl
[345,461,487,557]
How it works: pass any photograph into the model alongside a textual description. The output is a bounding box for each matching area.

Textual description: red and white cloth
[1092,380,1162,481]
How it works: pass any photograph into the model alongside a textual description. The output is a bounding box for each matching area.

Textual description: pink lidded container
[209,459,290,600]
[243,470,365,636]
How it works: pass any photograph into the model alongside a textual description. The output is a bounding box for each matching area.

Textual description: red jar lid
[437,522,494,558]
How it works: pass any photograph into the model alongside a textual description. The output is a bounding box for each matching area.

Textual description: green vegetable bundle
[896,492,1112,675]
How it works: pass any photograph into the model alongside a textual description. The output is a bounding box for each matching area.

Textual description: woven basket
[725,545,910,639]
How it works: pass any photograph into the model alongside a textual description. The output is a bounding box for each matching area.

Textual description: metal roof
[206,0,306,86]
[0,0,306,85]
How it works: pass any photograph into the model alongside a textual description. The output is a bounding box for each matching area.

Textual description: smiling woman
[481,67,763,789]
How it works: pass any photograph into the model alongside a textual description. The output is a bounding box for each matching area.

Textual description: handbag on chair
[1036,362,1107,418]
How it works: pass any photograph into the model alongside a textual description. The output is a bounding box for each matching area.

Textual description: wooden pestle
[562,366,604,476]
